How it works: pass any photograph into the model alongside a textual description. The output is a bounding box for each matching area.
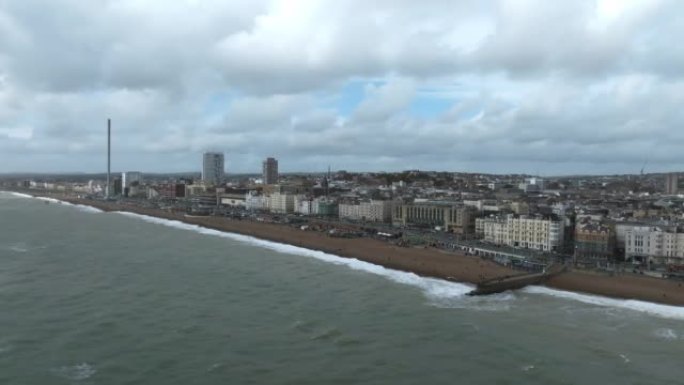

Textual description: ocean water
[1,192,683,384]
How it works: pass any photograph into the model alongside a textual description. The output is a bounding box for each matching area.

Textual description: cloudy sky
[0,0,682,175]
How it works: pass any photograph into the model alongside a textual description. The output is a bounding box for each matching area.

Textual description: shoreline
[6,191,684,307]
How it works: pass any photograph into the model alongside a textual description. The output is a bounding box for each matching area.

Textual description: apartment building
[476,215,564,252]
[392,203,477,234]
[625,226,684,266]
[338,200,392,222]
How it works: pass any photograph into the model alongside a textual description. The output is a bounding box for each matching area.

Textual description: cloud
[0,0,682,174]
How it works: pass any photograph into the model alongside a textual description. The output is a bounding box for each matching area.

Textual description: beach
[15,192,684,306]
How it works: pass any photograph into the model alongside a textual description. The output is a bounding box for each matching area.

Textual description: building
[122,172,143,197]
[262,157,279,185]
[574,220,615,262]
[393,203,477,234]
[625,226,684,266]
[220,194,246,207]
[313,198,338,216]
[295,196,314,215]
[665,173,679,195]
[154,183,186,199]
[202,152,225,186]
[245,191,268,211]
[519,177,545,193]
[268,192,296,214]
[339,200,392,222]
[476,214,564,252]
[112,177,122,196]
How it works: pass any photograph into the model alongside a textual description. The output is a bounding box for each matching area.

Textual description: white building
[245,192,267,211]
[625,226,684,265]
[268,192,296,214]
[122,172,143,189]
[339,200,392,222]
[202,152,225,186]
[476,215,564,252]
[295,196,314,215]
[220,194,246,207]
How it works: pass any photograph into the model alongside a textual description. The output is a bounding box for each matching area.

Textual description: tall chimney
[106,118,111,199]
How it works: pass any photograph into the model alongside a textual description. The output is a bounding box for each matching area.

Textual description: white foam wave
[33,196,103,213]
[653,328,679,340]
[523,286,684,321]
[7,192,33,199]
[8,245,28,253]
[114,211,474,300]
[52,363,96,381]
[112,211,684,319]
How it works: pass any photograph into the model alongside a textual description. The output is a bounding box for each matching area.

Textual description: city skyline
[1,1,683,174]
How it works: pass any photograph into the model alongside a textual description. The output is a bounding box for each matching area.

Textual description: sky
[0,0,683,175]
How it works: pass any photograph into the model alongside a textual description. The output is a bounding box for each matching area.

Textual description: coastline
[6,191,684,307]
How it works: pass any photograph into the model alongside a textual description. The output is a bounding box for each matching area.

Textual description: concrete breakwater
[468,265,566,296]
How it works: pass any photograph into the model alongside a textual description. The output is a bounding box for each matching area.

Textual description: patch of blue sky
[408,96,455,119]
[333,79,386,116]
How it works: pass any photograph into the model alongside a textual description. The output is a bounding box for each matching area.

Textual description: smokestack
[106,118,111,199]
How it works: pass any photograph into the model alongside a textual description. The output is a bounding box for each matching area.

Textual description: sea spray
[33,197,104,213]
[114,211,474,300]
[523,286,684,321]
[6,192,33,199]
[115,211,684,320]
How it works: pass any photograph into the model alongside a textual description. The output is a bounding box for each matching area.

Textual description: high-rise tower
[665,172,680,195]
[202,152,225,186]
[106,118,111,199]
[262,157,279,185]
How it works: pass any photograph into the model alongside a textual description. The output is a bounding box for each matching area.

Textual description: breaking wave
[6,192,33,199]
[523,286,684,321]
[112,211,684,320]
[653,328,679,340]
[33,196,103,213]
[0,191,102,213]
[113,212,474,301]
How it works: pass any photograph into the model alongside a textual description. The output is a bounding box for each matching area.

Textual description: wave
[653,328,679,340]
[523,286,684,321]
[8,245,29,253]
[6,192,33,199]
[51,363,96,381]
[0,191,102,213]
[32,196,103,213]
[114,211,684,320]
[113,212,474,300]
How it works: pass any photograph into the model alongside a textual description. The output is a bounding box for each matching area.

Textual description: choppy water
[1,192,683,384]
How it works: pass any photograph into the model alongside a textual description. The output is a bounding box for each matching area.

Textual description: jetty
[467,264,566,296]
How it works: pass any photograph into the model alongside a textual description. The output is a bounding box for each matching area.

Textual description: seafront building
[122,172,142,189]
[574,220,615,262]
[338,200,392,222]
[262,157,279,185]
[122,171,143,197]
[625,225,684,266]
[476,214,564,252]
[268,192,297,214]
[202,152,225,186]
[245,191,268,211]
[392,203,477,234]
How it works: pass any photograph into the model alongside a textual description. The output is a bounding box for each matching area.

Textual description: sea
[1,192,683,385]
